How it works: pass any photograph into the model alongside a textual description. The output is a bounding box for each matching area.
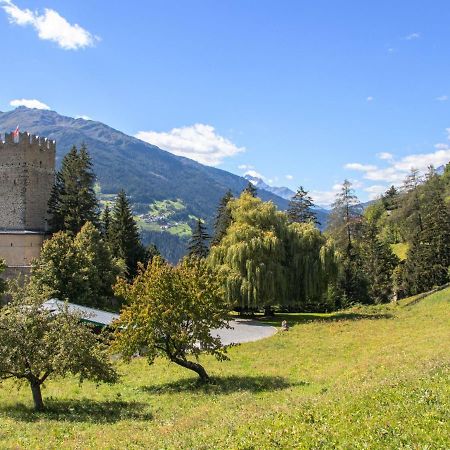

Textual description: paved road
[211,319,277,345]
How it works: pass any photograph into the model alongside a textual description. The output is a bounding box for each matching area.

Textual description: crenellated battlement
[0,130,56,233]
[0,131,56,153]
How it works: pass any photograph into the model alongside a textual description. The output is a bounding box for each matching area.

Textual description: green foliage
[243,181,257,197]
[0,288,447,447]
[361,224,399,303]
[287,186,319,225]
[113,257,230,381]
[209,193,336,311]
[212,190,233,246]
[31,222,121,308]
[0,281,117,410]
[404,171,450,294]
[327,180,367,304]
[0,259,6,298]
[48,144,99,234]
[109,190,147,278]
[327,179,363,251]
[187,219,210,258]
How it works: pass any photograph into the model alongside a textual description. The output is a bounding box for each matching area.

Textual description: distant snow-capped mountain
[244,174,295,200]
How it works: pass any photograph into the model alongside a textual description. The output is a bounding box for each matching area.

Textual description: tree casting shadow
[142,375,306,395]
[0,398,152,423]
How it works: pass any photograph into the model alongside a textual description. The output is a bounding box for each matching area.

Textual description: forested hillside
[0,107,288,260]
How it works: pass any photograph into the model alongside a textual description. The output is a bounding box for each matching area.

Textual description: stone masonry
[0,131,55,279]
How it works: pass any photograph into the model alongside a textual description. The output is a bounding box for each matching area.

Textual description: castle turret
[0,132,56,279]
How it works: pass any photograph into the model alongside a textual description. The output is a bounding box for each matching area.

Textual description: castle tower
[0,132,56,279]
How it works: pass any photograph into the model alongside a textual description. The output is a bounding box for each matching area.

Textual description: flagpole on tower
[12,125,19,143]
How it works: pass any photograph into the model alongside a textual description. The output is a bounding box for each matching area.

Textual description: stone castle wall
[0,132,55,232]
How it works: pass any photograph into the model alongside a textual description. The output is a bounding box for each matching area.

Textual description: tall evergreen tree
[212,190,233,246]
[109,190,146,278]
[401,168,424,237]
[327,179,362,252]
[382,185,399,211]
[243,181,257,197]
[361,223,398,303]
[188,219,210,258]
[287,186,319,225]
[404,169,450,293]
[47,145,99,234]
[101,204,112,238]
[327,180,366,304]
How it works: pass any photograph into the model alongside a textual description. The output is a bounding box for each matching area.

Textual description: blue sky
[1,0,450,205]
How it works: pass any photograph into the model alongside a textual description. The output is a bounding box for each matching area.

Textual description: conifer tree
[327,179,362,252]
[212,190,233,245]
[188,219,210,258]
[101,204,112,238]
[243,181,257,197]
[404,170,450,293]
[48,145,99,234]
[402,168,424,237]
[361,223,398,303]
[287,186,319,225]
[327,180,366,304]
[382,185,399,211]
[109,190,146,278]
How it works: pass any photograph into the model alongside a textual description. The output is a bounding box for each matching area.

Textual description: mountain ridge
[0,107,290,261]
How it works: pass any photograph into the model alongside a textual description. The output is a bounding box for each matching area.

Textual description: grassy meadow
[0,288,448,449]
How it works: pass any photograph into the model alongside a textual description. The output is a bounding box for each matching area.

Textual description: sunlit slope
[0,288,448,449]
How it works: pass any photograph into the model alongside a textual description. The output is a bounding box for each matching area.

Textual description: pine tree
[382,185,399,211]
[101,204,112,238]
[402,168,424,236]
[404,170,450,293]
[361,223,398,303]
[243,181,257,197]
[188,219,210,258]
[287,186,319,225]
[327,180,366,304]
[109,190,146,278]
[212,190,233,245]
[327,179,362,252]
[47,145,99,234]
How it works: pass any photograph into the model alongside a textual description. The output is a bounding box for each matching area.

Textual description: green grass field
[0,289,449,449]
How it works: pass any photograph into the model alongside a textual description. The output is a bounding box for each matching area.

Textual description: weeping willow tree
[208,193,337,312]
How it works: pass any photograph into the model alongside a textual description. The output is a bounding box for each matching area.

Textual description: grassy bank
[0,289,448,449]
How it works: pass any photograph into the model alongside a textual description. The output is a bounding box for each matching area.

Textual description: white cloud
[285,174,293,180]
[136,123,245,166]
[366,96,374,102]
[345,163,377,171]
[436,95,448,102]
[377,152,394,160]
[405,32,421,40]
[10,98,50,109]
[238,164,254,170]
[311,186,341,207]
[1,0,98,50]
[364,185,388,200]
[75,115,91,120]
[345,133,450,185]
[244,169,265,180]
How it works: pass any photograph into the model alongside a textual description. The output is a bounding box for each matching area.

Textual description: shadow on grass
[0,398,152,423]
[261,312,394,327]
[142,375,305,395]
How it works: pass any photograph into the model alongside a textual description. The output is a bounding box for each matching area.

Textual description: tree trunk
[172,358,210,382]
[30,380,44,411]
